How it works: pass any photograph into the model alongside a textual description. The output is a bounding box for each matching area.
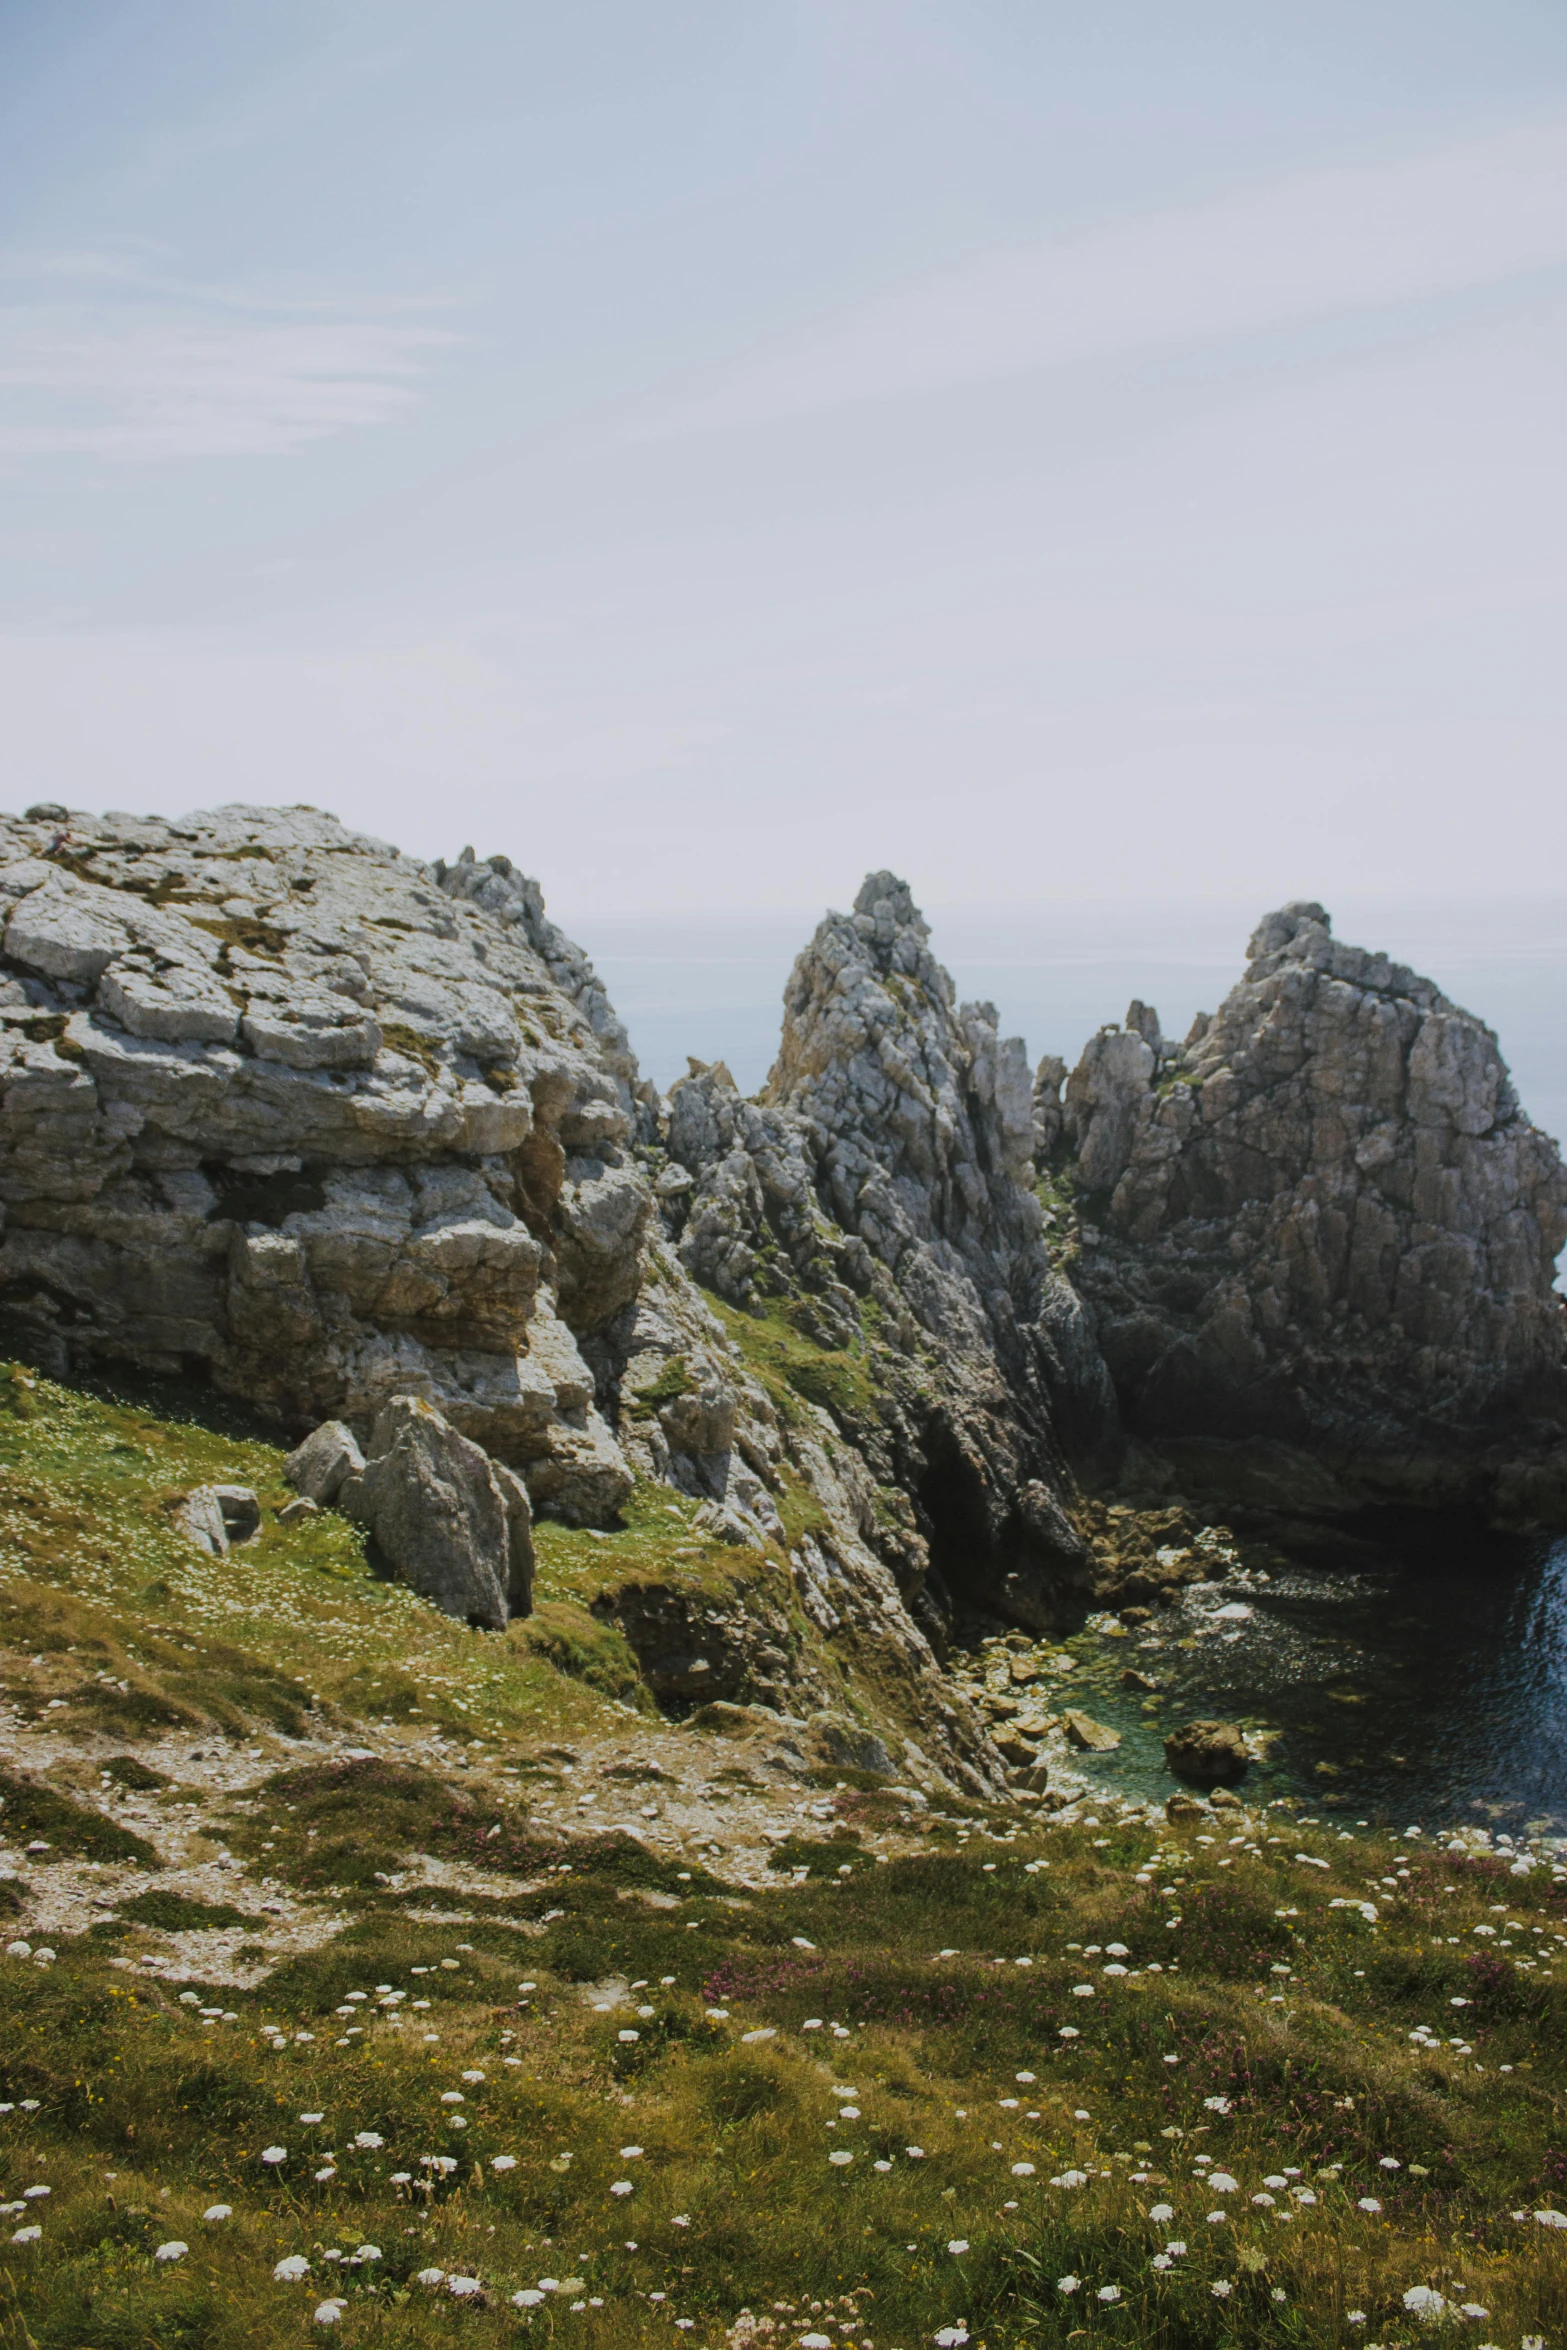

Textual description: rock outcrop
[1051,902,1567,1514]
[0,803,640,1524]
[653,873,1119,1641]
[0,806,1013,1795]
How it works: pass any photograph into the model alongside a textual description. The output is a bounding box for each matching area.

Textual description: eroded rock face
[654,872,1120,1638]
[1057,903,1567,1504]
[0,804,637,1523]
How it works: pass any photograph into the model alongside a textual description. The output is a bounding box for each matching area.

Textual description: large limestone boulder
[337,1396,532,1630]
[1057,906,1567,1510]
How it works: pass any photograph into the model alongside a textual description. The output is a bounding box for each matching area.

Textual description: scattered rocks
[176,1488,230,1557]
[211,1487,261,1544]
[1164,1719,1250,1785]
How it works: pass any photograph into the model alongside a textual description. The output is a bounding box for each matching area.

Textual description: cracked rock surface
[655,873,1119,1643]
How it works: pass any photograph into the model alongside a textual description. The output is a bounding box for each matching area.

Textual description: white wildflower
[1404,2286,1447,2320]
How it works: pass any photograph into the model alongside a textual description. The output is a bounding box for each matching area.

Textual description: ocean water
[576,894,1567,1164]
[1040,1532,1567,1833]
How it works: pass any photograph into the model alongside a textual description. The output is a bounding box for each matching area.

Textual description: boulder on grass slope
[339,1396,524,1630]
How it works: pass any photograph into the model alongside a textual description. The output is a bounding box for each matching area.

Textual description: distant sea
[575,895,1567,1176]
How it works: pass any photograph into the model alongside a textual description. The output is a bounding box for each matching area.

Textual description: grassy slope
[0,1368,1565,2346]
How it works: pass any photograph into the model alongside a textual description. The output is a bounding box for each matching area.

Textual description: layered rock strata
[0,802,638,1523]
[1049,901,1567,1516]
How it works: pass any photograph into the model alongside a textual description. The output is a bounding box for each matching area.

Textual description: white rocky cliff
[0,803,639,1524]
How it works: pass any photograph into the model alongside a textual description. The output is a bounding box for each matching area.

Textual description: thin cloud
[0,250,459,458]
[669,105,1567,429]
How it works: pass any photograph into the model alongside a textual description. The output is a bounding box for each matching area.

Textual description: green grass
[704,1293,883,1431]
[2,1366,1567,2344]
[117,1890,254,1934]
[0,1364,651,1755]
[3,1816,1567,2346]
[0,1765,156,1867]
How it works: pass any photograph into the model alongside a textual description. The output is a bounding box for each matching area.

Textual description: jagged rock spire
[1056,901,1567,1505]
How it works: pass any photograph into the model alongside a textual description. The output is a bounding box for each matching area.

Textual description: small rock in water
[1164,1719,1250,1785]
[1121,1668,1161,1693]
[1166,1791,1208,1822]
[1063,1711,1121,1753]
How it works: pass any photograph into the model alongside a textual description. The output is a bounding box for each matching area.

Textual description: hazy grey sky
[4,3,1567,926]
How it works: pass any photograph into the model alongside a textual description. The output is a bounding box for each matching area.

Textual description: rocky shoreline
[2,801,1564,1799]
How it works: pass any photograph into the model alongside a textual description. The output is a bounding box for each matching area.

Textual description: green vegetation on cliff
[0,1368,1564,2347]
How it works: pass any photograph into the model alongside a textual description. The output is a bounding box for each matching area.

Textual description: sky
[4,3,1567,930]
